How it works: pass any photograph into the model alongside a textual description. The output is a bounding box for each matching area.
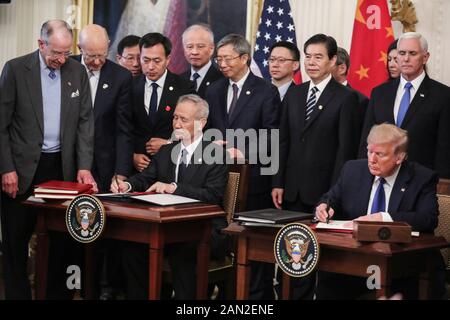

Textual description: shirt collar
[181,134,203,154]
[39,52,59,74]
[81,57,100,78]
[376,164,402,187]
[191,60,212,80]
[146,69,168,88]
[229,68,250,89]
[275,80,293,100]
[400,70,426,91]
[308,73,332,93]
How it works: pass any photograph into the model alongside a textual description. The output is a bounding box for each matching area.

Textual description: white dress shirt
[227,69,251,112]
[307,73,332,103]
[190,60,212,88]
[82,58,100,105]
[175,134,203,183]
[144,69,168,114]
[275,80,293,101]
[393,71,426,123]
[366,165,402,221]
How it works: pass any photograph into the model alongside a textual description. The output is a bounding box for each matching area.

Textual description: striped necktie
[305,86,318,121]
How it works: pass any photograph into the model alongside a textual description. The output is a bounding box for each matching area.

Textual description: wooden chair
[163,162,250,299]
[436,194,450,271]
[437,179,450,196]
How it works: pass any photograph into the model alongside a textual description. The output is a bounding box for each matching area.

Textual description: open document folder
[96,192,200,206]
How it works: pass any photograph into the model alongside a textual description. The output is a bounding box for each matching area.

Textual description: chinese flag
[348,0,394,97]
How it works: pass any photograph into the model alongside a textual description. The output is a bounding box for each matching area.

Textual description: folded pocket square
[71,89,80,98]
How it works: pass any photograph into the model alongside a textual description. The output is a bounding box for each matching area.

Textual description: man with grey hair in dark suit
[0,19,96,299]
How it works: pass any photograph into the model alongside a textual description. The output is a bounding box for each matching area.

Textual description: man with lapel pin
[131,32,195,173]
[359,32,450,179]
[73,24,135,300]
[0,20,96,299]
[272,34,360,299]
[180,24,223,98]
[315,123,445,299]
[111,94,229,299]
[205,33,280,300]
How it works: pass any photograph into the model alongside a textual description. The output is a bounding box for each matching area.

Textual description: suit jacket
[131,71,195,155]
[205,71,281,194]
[347,83,368,134]
[0,50,93,194]
[358,76,450,178]
[72,56,134,192]
[273,78,362,207]
[320,159,439,232]
[180,63,224,98]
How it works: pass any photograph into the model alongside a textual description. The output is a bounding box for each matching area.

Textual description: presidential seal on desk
[274,223,319,277]
[66,195,106,243]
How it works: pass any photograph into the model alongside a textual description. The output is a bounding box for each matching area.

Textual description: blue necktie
[305,86,318,121]
[177,148,188,182]
[192,72,201,90]
[370,177,386,214]
[48,68,56,80]
[148,82,158,125]
[396,82,413,127]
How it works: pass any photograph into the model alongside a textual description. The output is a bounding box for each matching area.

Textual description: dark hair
[117,35,141,56]
[303,33,337,60]
[336,47,350,75]
[139,32,172,56]
[388,39,398,55]
[269,41,300,61]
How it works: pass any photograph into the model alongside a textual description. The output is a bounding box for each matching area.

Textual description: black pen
[325,198,330,224]
[115,174,122,193]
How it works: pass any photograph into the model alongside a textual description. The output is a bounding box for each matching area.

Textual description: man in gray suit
[0,20,96,299]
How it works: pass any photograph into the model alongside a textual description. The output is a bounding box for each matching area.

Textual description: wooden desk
[24,199,225,300]
[224,222,449,300]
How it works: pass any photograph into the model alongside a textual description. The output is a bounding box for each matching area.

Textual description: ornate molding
[390,0,418,32]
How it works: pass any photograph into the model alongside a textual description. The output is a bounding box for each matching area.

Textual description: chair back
[222,162,250,223]
[436,194,450,268]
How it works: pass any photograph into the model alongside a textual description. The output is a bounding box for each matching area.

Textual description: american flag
[251,0,301,83]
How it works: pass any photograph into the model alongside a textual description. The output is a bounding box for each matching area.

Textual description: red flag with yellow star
[348,0,394,97]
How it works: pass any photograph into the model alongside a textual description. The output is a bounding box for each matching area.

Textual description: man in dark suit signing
[111,94,228,299]
[131,33,195,173]
[359,32,450,178]
[315,123,445,299]
[180,24,223,98]
[0,20,96,299]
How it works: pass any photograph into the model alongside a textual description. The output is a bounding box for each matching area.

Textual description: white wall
[0,0,449,85]
[290,0,450,85]
[0,0,71,68]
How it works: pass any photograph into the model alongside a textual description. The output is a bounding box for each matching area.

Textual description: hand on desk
[147,181,176,194]
[110,176,129,193]
[77,169,98,193]
[315,203,335,222]
[271,188,284,209]
[354,212,383,222]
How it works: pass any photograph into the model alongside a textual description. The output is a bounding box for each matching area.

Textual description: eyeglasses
[214,55,242,65]
[83,53,108,61]
[119,55,140,63]
[49,50,73,58]
[268,57,296,64]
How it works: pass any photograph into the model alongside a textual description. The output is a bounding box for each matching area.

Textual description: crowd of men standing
[0,19,449,300]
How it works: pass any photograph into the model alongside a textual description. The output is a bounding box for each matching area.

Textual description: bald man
[72,25,134,299]
[73,24,134,192]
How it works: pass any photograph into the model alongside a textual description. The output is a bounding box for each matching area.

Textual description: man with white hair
[359,32,450,179]
[180,24,223,98]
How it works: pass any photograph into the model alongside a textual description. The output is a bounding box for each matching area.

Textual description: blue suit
[320,159,439,232]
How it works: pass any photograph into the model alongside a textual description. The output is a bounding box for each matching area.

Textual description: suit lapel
[135,75,148,125]
[25,51,44,134]
[60,63,73,139]
[360,166,375,214]
[302,79,336,133]
[93,61,111,121]
[388,163,412,212]
[380,79,398,123]
[296,84,309,134]
[228,73,255,126]
[216,79,229,128]
[158,71,176,120]
[401,76,430,128]
[180,141,204,183]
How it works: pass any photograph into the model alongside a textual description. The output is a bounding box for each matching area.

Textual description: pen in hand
[115,174,122,193]
[325,198,330,224]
